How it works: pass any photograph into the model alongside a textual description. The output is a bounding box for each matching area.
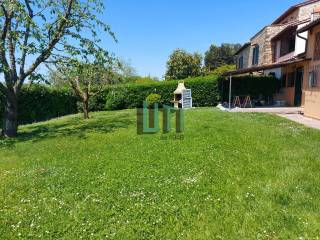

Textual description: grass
[0,108,320,239]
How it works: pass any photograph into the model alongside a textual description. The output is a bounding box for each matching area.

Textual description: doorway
[294,67,303,106]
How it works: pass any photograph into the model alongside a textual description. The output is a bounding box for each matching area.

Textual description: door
[294,68,303,106]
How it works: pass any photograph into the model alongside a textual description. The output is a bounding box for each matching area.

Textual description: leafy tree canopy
[204,43,241,71]
[165,49,202,80]
[0,0,115,137]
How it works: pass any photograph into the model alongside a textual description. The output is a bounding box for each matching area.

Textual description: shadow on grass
[0,112,134,148]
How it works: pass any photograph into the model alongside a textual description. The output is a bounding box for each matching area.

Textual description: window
[287,72,295,87]
[314,32,320,60]
[309,71,317,88]
[280,29,296,56]
[252,45,259,65]
[288,33,296,53]
[238,56,244,69]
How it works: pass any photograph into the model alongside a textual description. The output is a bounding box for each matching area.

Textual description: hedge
[103,75,220,111]
[0,85,78,125]
[0,75,278,125]
[219,75,279,102]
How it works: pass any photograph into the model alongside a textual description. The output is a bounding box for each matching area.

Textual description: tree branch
[69,76,85,100]
[0,82,7,94]
[8,15,17,82]
[0,3,13,87]
[19,0,74,89]
[19,0,34,79]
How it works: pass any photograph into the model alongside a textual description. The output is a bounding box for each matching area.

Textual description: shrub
[218,75,279,102]
[0,85,77,125]
[146,94,162,107]
[0,75,279,126]
[103,75,219,111]
[105,90,127,110]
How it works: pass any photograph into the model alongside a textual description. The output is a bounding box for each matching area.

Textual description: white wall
[295,30,308,55]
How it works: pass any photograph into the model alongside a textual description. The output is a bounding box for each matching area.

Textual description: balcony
[272,25,298,63]
[275,51,295,63]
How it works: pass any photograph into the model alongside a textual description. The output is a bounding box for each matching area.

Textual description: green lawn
[1,108,320,239]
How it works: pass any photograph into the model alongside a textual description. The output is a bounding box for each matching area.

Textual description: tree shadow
[0,112,134,149]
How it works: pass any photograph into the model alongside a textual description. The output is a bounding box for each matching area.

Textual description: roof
[234,43,250,56]
[271,24,298,41]
[271,19,311,41]
[272,0,320,24]
[222,57,310,76]
[297,17,320,32]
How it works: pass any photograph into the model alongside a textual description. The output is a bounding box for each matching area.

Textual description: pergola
[221,58,309,109]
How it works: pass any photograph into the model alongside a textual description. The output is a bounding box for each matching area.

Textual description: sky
[101,0,302,79]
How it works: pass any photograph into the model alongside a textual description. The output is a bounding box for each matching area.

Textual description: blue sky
[101,0,301,79]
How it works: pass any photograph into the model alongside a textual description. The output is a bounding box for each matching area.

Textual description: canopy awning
[222,57,310,77]
[297,18,320,33]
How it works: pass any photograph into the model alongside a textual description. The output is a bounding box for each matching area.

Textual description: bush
[0,75,279,126]
[0,85,77,125]
[218,75,279,102]
[105,89,127,111]
[103,75,220,111]
[146,94,162,107]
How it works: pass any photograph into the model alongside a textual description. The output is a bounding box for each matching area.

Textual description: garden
[1,1,320,239]
[1,108,320,239]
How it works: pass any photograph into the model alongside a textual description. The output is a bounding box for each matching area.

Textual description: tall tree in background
[165,49,202,80]
[204,43,241,71]
[0,0,114,137]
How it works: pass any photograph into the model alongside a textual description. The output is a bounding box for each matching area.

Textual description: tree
[210,64,236,76]
[53,59,117,119]
[117,59,137,80]
[0,0,114,137]
[204,43,241,71]
[165,49,202,80]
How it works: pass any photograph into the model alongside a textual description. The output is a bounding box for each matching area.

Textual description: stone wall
[236,46,250,69]
[248,25,286,67]
[299,2,320,21]
[235,0,320,71]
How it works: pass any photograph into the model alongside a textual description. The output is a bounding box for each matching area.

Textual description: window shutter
[256,45,259,65]
[252,45,259,65]
[314,33,320,60]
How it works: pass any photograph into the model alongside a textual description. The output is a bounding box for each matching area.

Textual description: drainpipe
[297,31,307,41]
[297,31,308,54]
[229,75,232,110]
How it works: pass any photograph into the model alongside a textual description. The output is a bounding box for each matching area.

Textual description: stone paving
[217,105,320,130]
[278,114,320,130]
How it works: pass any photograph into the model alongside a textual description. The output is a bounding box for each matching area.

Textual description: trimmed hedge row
[103,75,220,111]
[0,75,278,125]
[0,85,78,125]
[219,75,279,102]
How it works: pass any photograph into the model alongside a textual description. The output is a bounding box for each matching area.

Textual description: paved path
[229,107,304,114]
[278,114,320,130]
[217,105,320,129]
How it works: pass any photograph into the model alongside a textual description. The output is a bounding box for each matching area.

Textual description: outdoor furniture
[232,95,253,108]
[243,96,253,108]
[233,96,242,108]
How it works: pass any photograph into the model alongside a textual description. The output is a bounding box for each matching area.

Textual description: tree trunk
[83,98,89,119]
[2,93,18,138]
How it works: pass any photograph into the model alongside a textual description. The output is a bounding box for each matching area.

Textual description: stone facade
[299,2,320,20]
[236,45,250,69]
[248,25,287,67]
[235,0,320,71]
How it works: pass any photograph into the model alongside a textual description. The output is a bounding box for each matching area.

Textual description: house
[225,0,320,119]
[296,15,320,119]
